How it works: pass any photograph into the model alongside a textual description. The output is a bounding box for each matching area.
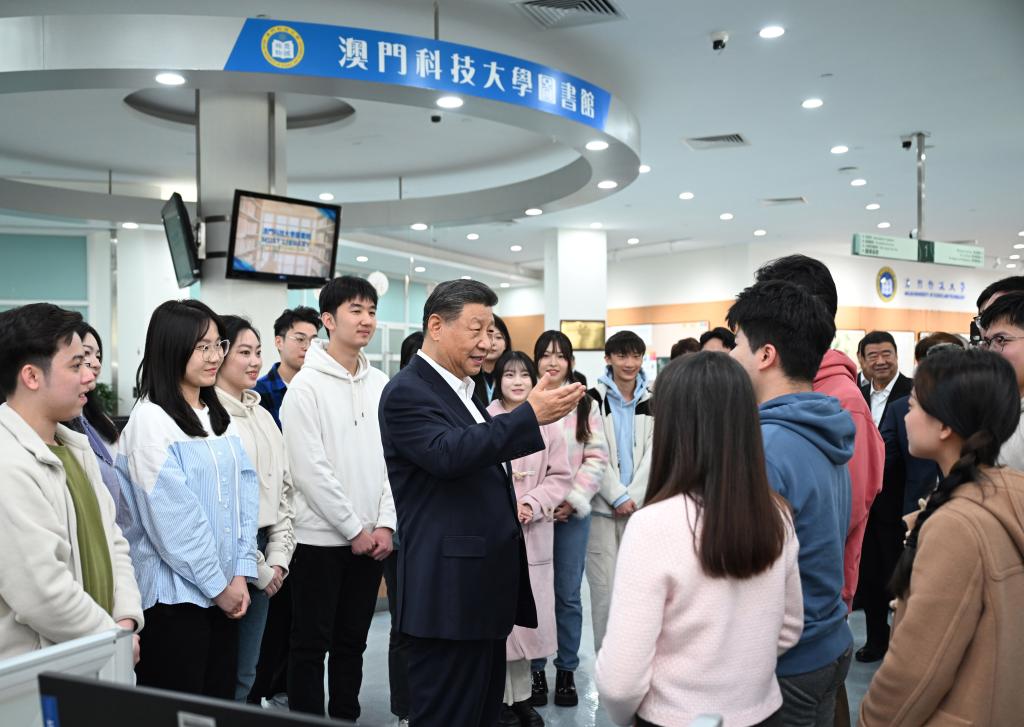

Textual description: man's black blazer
[860,372,913,426]
[378,353,542,641]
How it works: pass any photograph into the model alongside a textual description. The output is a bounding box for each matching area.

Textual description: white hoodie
[280,340,396,546]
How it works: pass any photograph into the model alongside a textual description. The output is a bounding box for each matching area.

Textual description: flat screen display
[160,192,201,289]
[227,190,341,287]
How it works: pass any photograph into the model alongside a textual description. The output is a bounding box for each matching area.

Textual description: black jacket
[378,354,541,640]
[860,373,913,427]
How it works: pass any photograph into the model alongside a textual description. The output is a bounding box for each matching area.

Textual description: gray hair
[422,280,499,331]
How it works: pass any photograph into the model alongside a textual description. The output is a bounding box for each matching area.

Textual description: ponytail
[888,431,991,597]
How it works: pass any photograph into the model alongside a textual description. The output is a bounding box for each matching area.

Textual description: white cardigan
[0,404,143,660]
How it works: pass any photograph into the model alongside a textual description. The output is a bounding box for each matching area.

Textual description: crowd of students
[2,258,1024,727]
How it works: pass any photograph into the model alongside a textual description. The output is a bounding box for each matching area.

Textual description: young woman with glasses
[115,300,259,698]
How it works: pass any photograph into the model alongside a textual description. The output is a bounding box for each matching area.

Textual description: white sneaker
[398,720,410,727]
[267,692,289,709]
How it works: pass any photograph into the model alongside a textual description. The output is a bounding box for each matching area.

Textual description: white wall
[494,284,545,316]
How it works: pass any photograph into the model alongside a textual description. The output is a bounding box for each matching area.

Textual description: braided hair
[888,348,1020,597]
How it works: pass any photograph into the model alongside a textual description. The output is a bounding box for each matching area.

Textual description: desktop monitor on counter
[227,190,341,288]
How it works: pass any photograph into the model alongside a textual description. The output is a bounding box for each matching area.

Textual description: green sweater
[48,442,114,615]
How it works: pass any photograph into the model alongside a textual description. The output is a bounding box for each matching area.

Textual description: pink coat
[487,400,573,661]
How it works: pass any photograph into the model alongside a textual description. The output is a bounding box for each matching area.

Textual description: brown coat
[859,467,1024,726]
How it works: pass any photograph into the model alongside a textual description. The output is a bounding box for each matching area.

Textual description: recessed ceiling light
[356,255,369,263]
[121,222,139,230]
[466,233,479,240]
[436,95,463,109]
[626,237,640,245]
[597,180,618,190]
[414,265,426,273]
[155,72,186,86]
[410,223,428,231]
[585,140,609,151]
[830,145,849,154]
[590,222,603,229]
[850,178,867,187]
[719,213,734,221]
[1018,230,1024,237]
[510,244,523,252]
[753,229,767,237]
[801,98,824,109]
[877,221,891,229]
[638,164,651,174]
[461,275,472,280]
[1011,254,1021,260]
[500,282,511,288]
[678,191,695,200]
[318,192,335,201]
[1008,263,1018,269]
[524,208,543,216]
[759,25,785,39]
[1015,243,1024,250]
[865,203,881,210]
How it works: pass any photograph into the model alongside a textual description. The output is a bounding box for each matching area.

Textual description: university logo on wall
[262,25,305,69]
[876,266,897,303]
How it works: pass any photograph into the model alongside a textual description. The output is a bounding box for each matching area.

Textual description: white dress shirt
[870,375,899,427]
[417,350,485,424]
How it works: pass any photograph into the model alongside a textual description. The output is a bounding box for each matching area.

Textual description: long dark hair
[73,322,119,443]
[491,350,538,402]
[646,352,788,579]
[533,330,593,443]
[136,300,231,437]
[889,348,1020,597]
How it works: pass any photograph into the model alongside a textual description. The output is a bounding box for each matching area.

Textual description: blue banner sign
[225,18,612,131]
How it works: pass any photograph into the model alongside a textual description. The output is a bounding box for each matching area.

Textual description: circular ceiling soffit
[0,14,641,231]
[123,89,357,130]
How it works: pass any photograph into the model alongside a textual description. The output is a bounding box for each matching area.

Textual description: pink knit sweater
[595,494,803,727]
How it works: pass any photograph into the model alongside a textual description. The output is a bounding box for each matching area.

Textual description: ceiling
[1,0,1022,282]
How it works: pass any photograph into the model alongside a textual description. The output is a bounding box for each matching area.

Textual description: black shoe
[855,642,888,663]
[530,669,548,707]
[512,700,545,726]
[498,705,521,727]
[553,669,578,707]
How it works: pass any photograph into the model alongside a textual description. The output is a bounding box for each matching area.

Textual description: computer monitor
[160,192,201,289]
[38,673,335,727]
[226,190,341,288]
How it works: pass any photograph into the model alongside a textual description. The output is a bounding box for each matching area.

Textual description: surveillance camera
[710,31,728,51]
[430,113,442,124]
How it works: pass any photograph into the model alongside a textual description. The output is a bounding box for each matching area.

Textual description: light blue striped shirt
[116,401,259,610]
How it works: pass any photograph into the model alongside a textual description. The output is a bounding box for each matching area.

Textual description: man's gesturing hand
[527,373,586,425]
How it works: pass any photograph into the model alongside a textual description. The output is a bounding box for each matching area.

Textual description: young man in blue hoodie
[728,279,856,726]
[584,331,654,656]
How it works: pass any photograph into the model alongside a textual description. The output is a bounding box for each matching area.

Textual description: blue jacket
[760,392,855,676]
[596,368,648,491]
[880,395,940,515]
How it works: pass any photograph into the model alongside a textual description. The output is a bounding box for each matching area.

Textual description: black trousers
[287,543,384,719]
[383,550,411,719]
[856,511,905,646]
[136,602,238,699]
[406,635,506,727]
[247,575,292,703]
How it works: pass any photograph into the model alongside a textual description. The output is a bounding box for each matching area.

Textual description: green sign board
[852,233,984,268]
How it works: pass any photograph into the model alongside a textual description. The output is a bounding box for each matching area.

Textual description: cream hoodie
[216,387,295,589]
[0,404,143,660]
[280,340,396,545]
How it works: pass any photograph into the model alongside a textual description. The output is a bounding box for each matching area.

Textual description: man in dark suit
[854,330,914,661]
[378,280,584,727]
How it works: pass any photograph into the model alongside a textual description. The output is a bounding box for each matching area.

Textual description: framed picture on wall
[560,319,606,351]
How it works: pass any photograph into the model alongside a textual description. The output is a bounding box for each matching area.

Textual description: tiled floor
[332,582,880,726]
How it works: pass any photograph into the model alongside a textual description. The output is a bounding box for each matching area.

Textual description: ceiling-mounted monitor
[160,192,201,289]
[226,190,341,288]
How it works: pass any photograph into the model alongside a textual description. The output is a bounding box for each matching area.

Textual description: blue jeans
[235,529,271,701]
[532,513,592,673]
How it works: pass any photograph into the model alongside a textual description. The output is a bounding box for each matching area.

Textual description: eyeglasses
[194,339,230,361]
[286,334,314,349]
[976,333,1024,352]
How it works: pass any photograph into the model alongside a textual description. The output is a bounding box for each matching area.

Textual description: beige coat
[859,467,1024,726]
[216,388,295,590]
[0,404,143,660]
